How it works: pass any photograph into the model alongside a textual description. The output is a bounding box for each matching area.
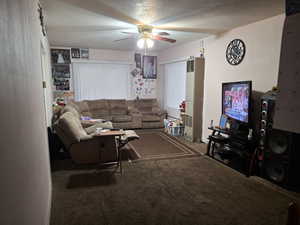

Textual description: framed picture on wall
[51,49,71,64]
[142,55,157,79]
[54,78,70,91]
[52,64,70,78]
[71,48,80,58]
[135,53,142,69]
[80,48,89,59]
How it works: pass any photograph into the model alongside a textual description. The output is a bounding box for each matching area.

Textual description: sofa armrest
[81,120,96,128]
[152,107,167,117]
[81,119,106,128]
[85,122,113,135]
[79,134,93,141]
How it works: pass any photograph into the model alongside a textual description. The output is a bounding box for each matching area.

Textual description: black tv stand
[206,126,256,176]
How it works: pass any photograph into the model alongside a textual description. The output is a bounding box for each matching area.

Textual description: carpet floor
[50,156,297,225]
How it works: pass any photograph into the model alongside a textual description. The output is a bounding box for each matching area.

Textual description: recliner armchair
[53,112,117,164]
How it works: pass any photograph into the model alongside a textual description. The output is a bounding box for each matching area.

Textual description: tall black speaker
[259,91,300,189]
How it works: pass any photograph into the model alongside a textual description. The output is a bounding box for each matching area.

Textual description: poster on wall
[143,55,157,79]
[135,53,142,69]
[51,49,71,64]
[52,64,70,78]
[54,78,70,91]
[71,48,80,58]
[80,48,89,59]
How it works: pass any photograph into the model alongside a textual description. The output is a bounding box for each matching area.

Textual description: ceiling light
[137,38,145,49]
[137,38,154,49]
[146,39,154,48]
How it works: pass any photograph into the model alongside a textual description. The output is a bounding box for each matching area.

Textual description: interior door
[40,42,51,127]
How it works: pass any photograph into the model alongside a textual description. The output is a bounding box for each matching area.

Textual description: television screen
[222,81,251,123]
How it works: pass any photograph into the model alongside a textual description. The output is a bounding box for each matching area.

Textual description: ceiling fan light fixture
[137,38,145,49]
[146,38,154,48]
[137,38,154,49]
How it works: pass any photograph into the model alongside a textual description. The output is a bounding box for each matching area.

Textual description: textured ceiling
[42,0,284,51]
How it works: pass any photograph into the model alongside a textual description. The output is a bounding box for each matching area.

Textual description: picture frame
[219,114,228,129]
[71,48,80,59]
[80,48,89,59]
[142,55,157,79]
[54,78,70,91]
[52,64,70,78]
[51,49,71,64]
[135,53,142,69]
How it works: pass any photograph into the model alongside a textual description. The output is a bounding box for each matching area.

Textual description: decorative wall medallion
[226,39,246,65]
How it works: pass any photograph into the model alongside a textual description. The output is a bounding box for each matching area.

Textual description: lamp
[137,38,154,49]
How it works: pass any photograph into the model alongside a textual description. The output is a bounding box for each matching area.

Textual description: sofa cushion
[68,102,80,112]
[90,113,112,121]
[58,112,87,143]
[81,111,92,117]
[109,99,126,108]
[111,107,128,115]
[73,101,89,113]
[137,99,158,107]
[142,115,161,122]
[109,99,128,115]
[61,105,80,119]
[87,99,109,110]
[90,109,110,116]
[139,106,153,113]
[112,115,132,123]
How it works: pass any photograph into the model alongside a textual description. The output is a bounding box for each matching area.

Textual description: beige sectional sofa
[63,98,166,129]
[53,98,164,164]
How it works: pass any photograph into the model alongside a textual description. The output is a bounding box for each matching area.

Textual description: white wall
[52,47,159,100]
[0,0,52,224]
[90,49,159,100]
[89,48,134,62]
[158,14,285,141]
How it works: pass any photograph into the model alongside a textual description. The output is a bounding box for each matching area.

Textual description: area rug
[128,130,199,160]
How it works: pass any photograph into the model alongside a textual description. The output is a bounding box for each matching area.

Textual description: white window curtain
[72,62,130,101]
[164,61,186,118]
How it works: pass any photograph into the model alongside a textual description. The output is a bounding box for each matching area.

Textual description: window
[72,62,130,101]
[164,61,186,118]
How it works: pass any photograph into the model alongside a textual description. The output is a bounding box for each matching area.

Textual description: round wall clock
[226,39,246,65]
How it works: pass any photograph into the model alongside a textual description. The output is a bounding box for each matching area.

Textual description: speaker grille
[268,130,289,154]
[265,159,287,183]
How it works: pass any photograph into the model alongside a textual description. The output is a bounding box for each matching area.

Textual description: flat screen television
[222,81,252,123]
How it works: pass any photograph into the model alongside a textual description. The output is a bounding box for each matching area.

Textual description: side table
[94,130,125,173]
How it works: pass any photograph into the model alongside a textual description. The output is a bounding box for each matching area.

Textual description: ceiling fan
[55,0,225,49]
[114,24,176,49]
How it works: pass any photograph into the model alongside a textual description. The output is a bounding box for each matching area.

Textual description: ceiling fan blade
[60,0,142,25]
[156,31,170,36]
[121,31,138,35]
[152,35,176,43]
[114,37,136,42]
[47,25,125,33]
[154,26,225,34]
